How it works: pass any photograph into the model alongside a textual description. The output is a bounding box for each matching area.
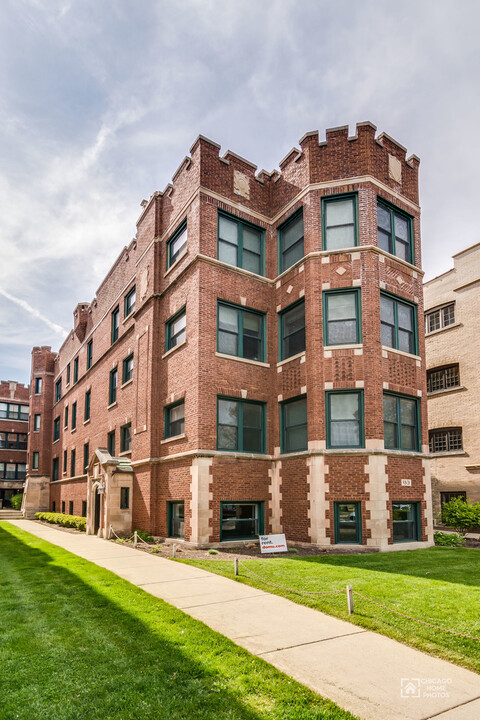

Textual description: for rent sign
[259,534,288,554]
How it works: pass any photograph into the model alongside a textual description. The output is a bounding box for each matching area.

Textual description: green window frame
[62,501,65,514]
[280,396,307,453]
[109,367,118,405]
[217,301,266,362]
[218,212,265,276]
[111,306,119,344]
[71,449,76,476]
[35,377,42,394]
[278,209,304,274]
[83,443,89,471]
[326,390,364,449]
[71,402,77,430]
[64,405,68,429]
[279,299,305,361]
[52,458,59,482]
[82,500,86,517]
[55,378,62,403]
[107,430,115,456]
[168,501,185,538]
[167,220,187,268]
[53,417,60,442]
[123,354,134,383]
[380,292,417,355]
[383,392,420,452]
[377,198,414,264]
[0,462,26,480]
[66,363,70,385]
[322,193,358,251]
[73,357,79,383]
[217,397,266,454]
[84,390,91,421]
[323,289,362,346]
[124,285,136,317]
[334,502,362,544]
[120,487,130,510]
[164,400,185,439]
[120,423,131,452]
[69,501,74,515]
[0,403,28,421]
[32,451,39,470]
[63,450,67,474]
[34,414,41,431]
[220,501,264,542]
[86,339,93,370]
[0,432,28,450]
[165,307,186,351]
[392,501,420,543]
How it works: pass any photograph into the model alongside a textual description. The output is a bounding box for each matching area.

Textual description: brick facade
[25,122,433,549]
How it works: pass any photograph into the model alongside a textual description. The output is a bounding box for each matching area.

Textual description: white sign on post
[259,534,288,554]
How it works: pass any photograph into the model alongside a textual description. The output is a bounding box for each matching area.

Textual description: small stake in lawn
[172,543,177,558]
[346,585,354,615]
[134,530,138,548]
[234,557,239,576]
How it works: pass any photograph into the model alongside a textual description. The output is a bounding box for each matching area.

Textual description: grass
[0,522,357,720]
[181,547,480,675]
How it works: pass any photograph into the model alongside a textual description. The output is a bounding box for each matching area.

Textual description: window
[441,491,466,506]
[123,354,134,383]
[281,396,307,453]
[0,462,26,480]
[71,402,77,430]
[64,406,68,429]
[63,449,67,474]
[167,221,187,268]
[53,417,60,442]
[61,501,65,514]
[218,213,264,275]
[168,501,185,538]
[87,339,93,369]
[429,428,463,453]
[111,306,119,344]
[120,487,130,510]
[32,452,39,470]
[380,293,417,354]
[322,194,357,251]
[52,458,59,482]
[107,430,115,457]
[66,363,70,385]
[334,502,362,544]
[278,210,304,273]
[82,500,87,517]
[34,414,41,431]
[83,443,89,471]
[392,502,420,543]
[109,368,118,405]
[71,449,76,476]
[279,300,305,360]
[69,501,74,515]
[35,377,42,394]
[217,397,265,453]
[73,357,79,383]
[425,303,455,334]
[166,308,186,351]
[217,302,265,362]
[377,200,413,263]
[326,391,364,449]
[55,378,62,403]
[165,401,185,438]
[51,501,56,512]
[220,502,264,541]
[124,285,136,317]
[0,403,29,421]
[323,289,361,346]
[120,423,131,453]
[0,433,28,450]
[427,364,460,393]
[84,390,91,421]
[383,393,420,451]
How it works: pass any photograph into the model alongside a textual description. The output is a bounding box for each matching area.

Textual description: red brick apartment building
[0,381,29,507]
[24,122,434,549]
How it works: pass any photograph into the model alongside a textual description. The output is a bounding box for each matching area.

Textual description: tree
[440,497,480,533]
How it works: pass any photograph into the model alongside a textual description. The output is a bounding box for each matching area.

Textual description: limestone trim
[365,455,390,550]
[190,457,213,545]
[422,457,434,544]
[268,460,283,534]
[307,455,330,545]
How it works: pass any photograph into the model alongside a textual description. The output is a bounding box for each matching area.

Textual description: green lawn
[181,548,480,674]
[0,523,357,720]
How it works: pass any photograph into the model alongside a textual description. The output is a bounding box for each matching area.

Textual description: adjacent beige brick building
[424,243,480,516]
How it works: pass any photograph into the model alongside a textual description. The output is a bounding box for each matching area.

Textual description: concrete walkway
[4,520,480,720]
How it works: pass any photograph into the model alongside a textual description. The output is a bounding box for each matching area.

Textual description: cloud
[0,288,67,336]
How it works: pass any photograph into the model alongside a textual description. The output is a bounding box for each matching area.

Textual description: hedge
[35,512,86,532]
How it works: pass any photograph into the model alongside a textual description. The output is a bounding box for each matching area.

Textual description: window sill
[119,450,132,457]
[164,249,188,277]
[215,352,269,368]
[162,339,186,359]
[425,322,461,337]
[324,343,363,351]
[71,428,77,434]
[381,346,421,361]
[277,351,306,367]
[161,433,186,445]
[121,378,133,389]
[430,450,467,458]
[53,438,60,445]
[427,385,465,398]
[107,401,117,410]
[83,419,91,426]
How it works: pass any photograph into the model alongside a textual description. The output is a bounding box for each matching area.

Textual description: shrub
[439,498,480,533]
[434,531,466,547]
[9,493,23,510]
[35,512,86,532]
[135,529,154,543]
[207,548,219,555]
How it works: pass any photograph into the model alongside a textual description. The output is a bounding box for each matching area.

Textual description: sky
[1,0,479,385]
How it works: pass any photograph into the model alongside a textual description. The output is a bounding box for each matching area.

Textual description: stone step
[0,511,23,519]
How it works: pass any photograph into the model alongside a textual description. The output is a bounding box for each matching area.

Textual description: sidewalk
[6,520,480,720]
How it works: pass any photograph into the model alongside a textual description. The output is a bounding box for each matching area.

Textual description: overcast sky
[1,0,479,385]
